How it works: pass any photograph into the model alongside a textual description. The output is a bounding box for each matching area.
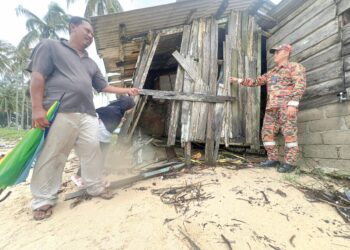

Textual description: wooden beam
[168,25,191,146]
[139,89,235,102]
[215,0,229,19]
[119,33,160,138]
[205,18,219,165]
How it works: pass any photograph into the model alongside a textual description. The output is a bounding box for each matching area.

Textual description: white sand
[0,152,349,250]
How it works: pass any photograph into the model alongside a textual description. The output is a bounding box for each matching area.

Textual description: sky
[0,0,175,74]
[0,0,282,73]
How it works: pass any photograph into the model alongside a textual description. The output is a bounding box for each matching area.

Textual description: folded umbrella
[0,94,64,189]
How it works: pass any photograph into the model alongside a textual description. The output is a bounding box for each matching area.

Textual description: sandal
[33,205,53,221]
[98,188,114,200]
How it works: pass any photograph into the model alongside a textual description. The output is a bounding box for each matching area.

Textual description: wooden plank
[245,17,260,149]
[292,20,339,56]
[291,34,340,64]
[167,25,192,145]
[181,20,199,143]
[205,18,219,165]
[119,33,160,138]
[342,23,350,45]
[267,21,340,68]
[269,4,337,49]
[300,43,341,72]
[306,60,343,87]
[300,93,339,110]
[128,96,148,140]
[172,51,200,82]
[268,0,334,48]
[338,0,350,14]
[303,78,344,99]
[190,18,208,142]
[344,55,350,71]
[184,142,191,167]
[270,0,318,34]
[139,89,234,102]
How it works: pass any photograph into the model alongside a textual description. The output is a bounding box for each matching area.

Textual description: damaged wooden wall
[267,0,346,110]
[167,10,262,164]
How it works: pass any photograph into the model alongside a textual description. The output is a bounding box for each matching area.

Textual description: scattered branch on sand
[261,191,270,204]
[279,212,290,222]
[178,227,201,250]
[295,186,350,223]
[0,189,11,203]
[221,234,233,250]
[289,235,296,248]
[152,182,214,214]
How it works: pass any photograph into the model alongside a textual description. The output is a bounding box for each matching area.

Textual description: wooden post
[184,142,192,167]
[205,18,219,165]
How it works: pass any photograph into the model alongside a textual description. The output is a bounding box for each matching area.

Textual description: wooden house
[91,0,350,175]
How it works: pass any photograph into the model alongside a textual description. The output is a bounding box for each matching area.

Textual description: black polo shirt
[26,38,107,116]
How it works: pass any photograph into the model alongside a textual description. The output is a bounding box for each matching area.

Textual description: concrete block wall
[298,101,350,177]
[277,101,350,177]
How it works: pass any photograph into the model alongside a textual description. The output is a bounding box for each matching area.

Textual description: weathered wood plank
[267,21,339,69]
[139,89,235,102]
[119,33,160,138]
[167,25,191,146]
[205,18,219,165]
[292,20,339,56]
[270,0,318,34]
[191,18,208,141]
[303,78,344,99]
[338,0,350,14]
[306,60,343,87]
[268,0,334,48]
[300,93,339,110]
[300,43,341,72]
[181,20,199,143]
[342,23,350,45]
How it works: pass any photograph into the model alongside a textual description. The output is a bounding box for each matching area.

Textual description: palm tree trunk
[5,98,10,127]
[26,98,30,129]
[21,86,25,129]
[15,81,19,129]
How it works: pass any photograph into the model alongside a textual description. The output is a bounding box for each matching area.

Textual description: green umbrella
[0,95,63,189]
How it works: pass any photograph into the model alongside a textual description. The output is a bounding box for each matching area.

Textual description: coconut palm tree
[66,0,123,18]
[0,40,14,76]
[16,2,70,49]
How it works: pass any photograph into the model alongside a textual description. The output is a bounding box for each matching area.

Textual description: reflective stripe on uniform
[286,142,298,148]
[263,141,276,146]
[288,100,299,107]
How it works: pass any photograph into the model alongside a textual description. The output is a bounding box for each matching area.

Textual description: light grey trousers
[31,113,105,210]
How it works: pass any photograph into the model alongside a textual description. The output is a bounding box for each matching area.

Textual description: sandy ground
[0,147,350,250]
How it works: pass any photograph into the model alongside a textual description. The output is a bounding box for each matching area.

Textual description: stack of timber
[267,0,345,110]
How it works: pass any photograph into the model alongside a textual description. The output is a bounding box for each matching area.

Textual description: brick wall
[277,101,350,177]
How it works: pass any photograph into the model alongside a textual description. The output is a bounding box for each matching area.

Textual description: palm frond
[17,30,40,50]
[15,5,45,28]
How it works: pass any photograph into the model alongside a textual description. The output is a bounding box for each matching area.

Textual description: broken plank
[64,163,186,201]
[140,89,235,102]
[167,25,191,146]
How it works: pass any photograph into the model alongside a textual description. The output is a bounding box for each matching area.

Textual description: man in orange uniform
[230,44,306,173]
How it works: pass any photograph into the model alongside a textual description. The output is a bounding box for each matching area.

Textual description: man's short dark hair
[69,16,91,34]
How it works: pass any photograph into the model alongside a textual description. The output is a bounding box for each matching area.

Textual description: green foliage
[16,2,70,49]
[0,128,28,140]
[66,0,123,18]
